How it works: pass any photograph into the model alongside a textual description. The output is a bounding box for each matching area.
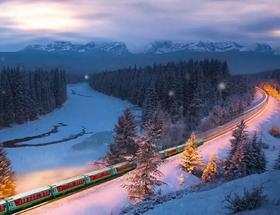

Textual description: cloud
[0,0,279,51]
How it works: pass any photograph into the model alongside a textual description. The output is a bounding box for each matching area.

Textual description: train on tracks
[0,87,268,214]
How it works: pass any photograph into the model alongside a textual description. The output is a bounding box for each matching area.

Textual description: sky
[0,0,279,51]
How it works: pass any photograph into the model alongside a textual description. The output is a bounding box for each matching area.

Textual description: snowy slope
[0,83,140,173]
[199,96,280,168]
[23,96,280,215]
[144,171,280,215]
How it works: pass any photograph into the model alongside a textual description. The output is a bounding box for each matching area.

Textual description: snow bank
[144,171,280,215]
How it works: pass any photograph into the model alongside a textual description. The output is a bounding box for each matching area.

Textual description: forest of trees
[90,59,254,134]
[0,67,67,127]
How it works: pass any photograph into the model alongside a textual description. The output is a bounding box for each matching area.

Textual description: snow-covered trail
[23,96,280,215]
[0,83,139,173]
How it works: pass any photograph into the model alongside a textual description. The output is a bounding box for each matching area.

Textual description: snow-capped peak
[145,40,276,54]
[23,41,129,55]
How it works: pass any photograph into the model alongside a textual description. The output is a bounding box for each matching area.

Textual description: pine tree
[188,92,204,130]
[247,133,266,174]
[229,120,248,158]
[224,142,247,179]
[0,71,14,126]
[106,109,138,164]
[180,133,204,174]
[142,87,157,125]
[144,111,165,144]
[0,144,16,198]
[273,150,280,170]
[123,136,163,204]
[223,121,251,179]
[202,154,217,182]
[209,105,227,127]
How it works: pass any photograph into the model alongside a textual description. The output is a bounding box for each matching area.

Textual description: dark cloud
[0,0,279,51]
[242,15,280,33]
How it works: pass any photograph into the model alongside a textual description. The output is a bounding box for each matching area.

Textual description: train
[0,87,268,214]
[0,162,135,214]
[0,143,201,215]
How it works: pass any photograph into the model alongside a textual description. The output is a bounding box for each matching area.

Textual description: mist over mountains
[0,40,280,75]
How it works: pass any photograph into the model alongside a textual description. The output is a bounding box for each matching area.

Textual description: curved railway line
[0,87,269,215]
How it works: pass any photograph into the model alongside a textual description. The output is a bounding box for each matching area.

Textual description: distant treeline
[0,67,67,127]
[90,59,254,130]
[254,69,280,84]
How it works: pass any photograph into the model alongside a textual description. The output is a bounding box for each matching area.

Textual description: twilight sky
[0,0,280,51]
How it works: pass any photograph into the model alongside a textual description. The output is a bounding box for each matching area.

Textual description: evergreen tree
[106,109,138,164]
[208,105,227,127]
[0,68,66,127]
[144,111,165,145]
[223,121,257,179]
[0,144,16,198]
[142,87,157,125]
[0,71,14,126]
[123,136,163,204]
[202,154,217,182]
[274,151,280,170]
[229,120,248,158]
[188,92,203,130]
[247,133,266,174]
[180,133,204,173]
[89,59,252,133]
[224,142,247,179]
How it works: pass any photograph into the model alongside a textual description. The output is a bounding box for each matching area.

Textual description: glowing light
[84,75,89,80]
[0,2,83,32]
[218,82,226,90]
[168,90,175,97]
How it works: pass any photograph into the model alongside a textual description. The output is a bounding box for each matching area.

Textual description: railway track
[1,87,269,215]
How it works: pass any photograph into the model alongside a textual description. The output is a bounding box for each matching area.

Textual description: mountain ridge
[21,40,279,55]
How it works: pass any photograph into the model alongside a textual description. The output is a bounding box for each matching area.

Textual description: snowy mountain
[145,40,278,54]
[22,40,279,56]
[23,41,129,55]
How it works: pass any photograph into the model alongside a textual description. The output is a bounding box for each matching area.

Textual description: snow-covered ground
[23,96,280,215]
[144,171,280,215]
[0,83,140,173]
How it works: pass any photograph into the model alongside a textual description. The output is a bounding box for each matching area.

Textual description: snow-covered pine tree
[229,120,248,159]
[180,133,204,174]
[201,154,217,182]
[0,144,16,198]
[106,108,138,165]
[188,92,204,130]
[0,71,15,126]
[273,150,280,170]
[223,121,251,179]
[144,111,165,145]
[247,133,266,174]
[209,105,227,127]
[122,136,163,204]
[224,142,247,179]
[142,87,157,125]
